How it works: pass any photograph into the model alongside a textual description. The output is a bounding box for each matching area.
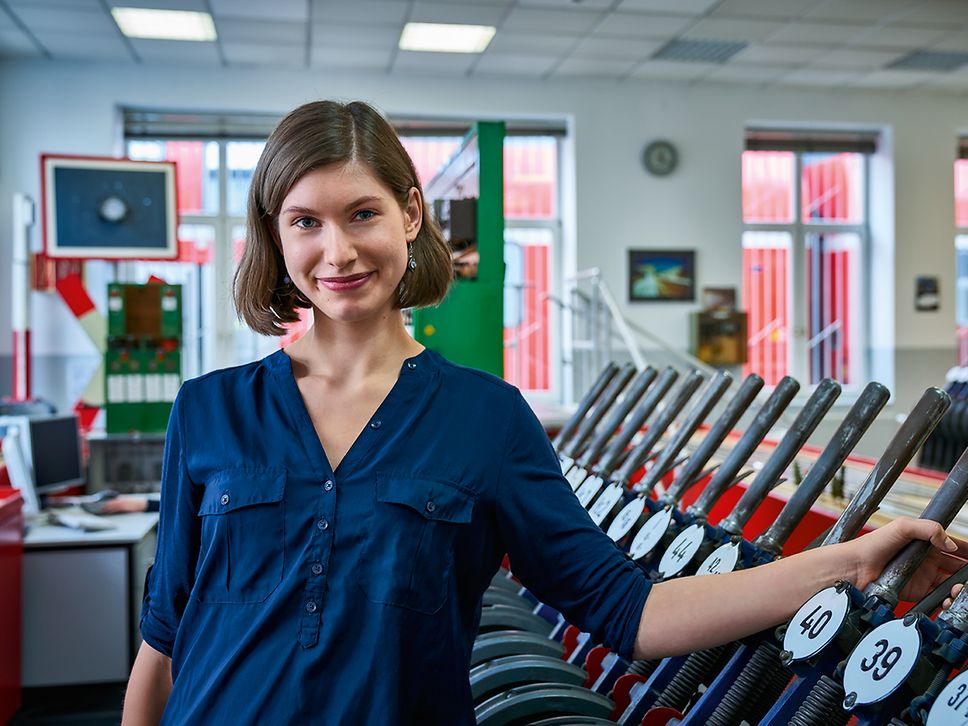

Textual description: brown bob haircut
[234,100,453,336]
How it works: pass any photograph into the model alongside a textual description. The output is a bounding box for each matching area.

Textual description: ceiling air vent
[888,50,968,71]
[652,39,748,64]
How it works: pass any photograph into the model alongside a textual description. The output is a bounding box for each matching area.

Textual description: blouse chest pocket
[194,468,286,604]
[357,473,475,615]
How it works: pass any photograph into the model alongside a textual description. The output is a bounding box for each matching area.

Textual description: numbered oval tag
[783,585,851,661]
[588,484,623,526]
[576,476,606,508]
[927,668,968,726]
[559,456,574,475]
[658,524,705,577]
[696,541,740,576]
[843,617,921,708]
[606,499,646,542]
[629,507,673,561]
[566,466,588,492]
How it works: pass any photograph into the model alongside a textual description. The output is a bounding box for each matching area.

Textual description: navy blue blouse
[141,348,652,724]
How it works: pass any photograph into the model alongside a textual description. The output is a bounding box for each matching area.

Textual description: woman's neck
[286,308,423,384]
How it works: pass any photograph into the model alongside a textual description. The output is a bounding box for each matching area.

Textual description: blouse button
[425,501,436,514]
[305,601,318,613]
[407,361,417,370]
[370,419,382,429]
[220,493,230,506]
[323,479,334,492]
[317,518,329,531]
[311,563,324,576]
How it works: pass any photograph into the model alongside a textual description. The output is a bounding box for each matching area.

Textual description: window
[955,152,968,364]
[742,132,874,388]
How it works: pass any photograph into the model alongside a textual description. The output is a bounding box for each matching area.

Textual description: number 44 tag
[843,616,921,709]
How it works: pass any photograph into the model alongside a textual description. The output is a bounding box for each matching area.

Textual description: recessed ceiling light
[399,22,496,54]
[111,7,217,42]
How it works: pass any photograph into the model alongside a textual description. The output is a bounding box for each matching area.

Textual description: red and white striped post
[11,193,34,401]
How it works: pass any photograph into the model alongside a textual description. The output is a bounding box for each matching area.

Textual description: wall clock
[643,140,678,177]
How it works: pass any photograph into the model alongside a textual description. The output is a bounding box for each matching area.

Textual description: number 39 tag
[783,585,851,661]
[843,617,921,708]
[928,668,968,726]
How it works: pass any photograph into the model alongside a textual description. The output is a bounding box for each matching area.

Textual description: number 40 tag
[782,584,851,662]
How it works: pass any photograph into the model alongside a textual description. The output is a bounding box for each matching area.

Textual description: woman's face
[277,161,422,325]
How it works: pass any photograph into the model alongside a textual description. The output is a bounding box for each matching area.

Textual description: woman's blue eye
[294,217,318,229]
[355,210,376,221]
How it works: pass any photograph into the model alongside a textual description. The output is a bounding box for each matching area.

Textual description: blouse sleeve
[140,388,202,658]
[494,392,652,659]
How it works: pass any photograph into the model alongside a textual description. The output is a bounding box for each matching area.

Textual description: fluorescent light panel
[399,22,496,54]
[111,7,217,42]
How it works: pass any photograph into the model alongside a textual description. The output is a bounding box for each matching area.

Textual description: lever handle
[663,373,764,504]
[823,387,951,547]
[719,378,842,536]
[865,443,968,606]
[552,362,619,449]
[754,381,890,556]
[636,371,733,496]
[938,569,968,633]
[560,363,636,459]
[576,367,657,470]
[688,376,800,518]
[595,367,679,477]
[613,370,705,484]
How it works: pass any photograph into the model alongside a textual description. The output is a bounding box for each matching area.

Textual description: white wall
[0,59,963,404]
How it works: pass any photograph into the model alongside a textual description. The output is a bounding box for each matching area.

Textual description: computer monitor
[0,414,84,497]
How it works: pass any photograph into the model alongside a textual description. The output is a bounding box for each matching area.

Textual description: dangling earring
[282,274,291,284]
[407,244,417,271]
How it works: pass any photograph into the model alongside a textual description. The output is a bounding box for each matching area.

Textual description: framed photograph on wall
[628,249,696,302]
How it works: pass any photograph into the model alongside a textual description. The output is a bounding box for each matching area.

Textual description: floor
[9,685,124,725]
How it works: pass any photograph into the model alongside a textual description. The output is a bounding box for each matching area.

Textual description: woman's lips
[317,271,373,291]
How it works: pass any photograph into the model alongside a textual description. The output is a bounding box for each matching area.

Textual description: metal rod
[822,387,951,547]
[688,376,801,520]
[938,568,968,633]
[754,381,890,556]
[662,374,765,504]
[612,370,706,485]
[865,443,968,606]
[576,367,657,470]
[560,363,636,459]
[552,362,620,449]
[594,367,679,478]
[719,378,842,537]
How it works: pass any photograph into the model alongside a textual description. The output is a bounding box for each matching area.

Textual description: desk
[0,490,23,722]
[22,509,158,686]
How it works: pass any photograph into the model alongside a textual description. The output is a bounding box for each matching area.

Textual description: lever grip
[594,367,679,477]
[719,378,842,536]
[865,443,968,606]
[552,362,619,449]
[688,376,800,518]
[938,567,968,632]
[613,370,705,484]
[636,371,733,496]
[754,381,890,556]
[823,387,951,547]
[663,373,764,504]
[576,367,657,470]
[560,363,636,459]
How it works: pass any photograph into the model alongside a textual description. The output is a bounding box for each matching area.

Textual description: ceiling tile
[933,31,968,53]
[33,29,131,59]
[847,68,937,88]
[733,44,826,65]
[919,66,968,90]
[312,0,410,25]
[704,63,788,83]
[409,1,507,26]
[393,50,478,74]
[502,7,604,34]
[0,28,41,56]
[682,17,785,43]
[617,0,717,13]
[215,19,304,45]
[311,23,403,48]
[593,12,692,38]
[520,0,613,8]
[105,0,207,10]
[222,42,305,66]
[768,20,869,46]
[710,0,824,21]
[210,0,309,22]
[553,56,636,76]
[7,0,103,8]
[892,1,968,26]
[128,38,222,64]
[628,59,717,79]
[311,45,393,68]
[10,6,116,33]
[849,23,952,50]
[803,0,914,23]
[809,48,906,69]
[487,30,577,54]
[572,35,661,59]
[472,52,559,76]
[776,67,862,86]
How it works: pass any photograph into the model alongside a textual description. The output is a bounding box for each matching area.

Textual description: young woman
[123,100,968,725]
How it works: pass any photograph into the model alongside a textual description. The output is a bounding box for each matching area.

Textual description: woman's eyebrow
[280,205,317,217]
[343,195,382,212]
